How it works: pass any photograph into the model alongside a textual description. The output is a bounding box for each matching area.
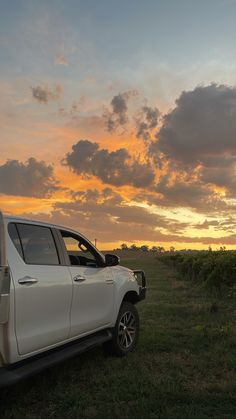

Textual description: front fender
[109,266,146,326]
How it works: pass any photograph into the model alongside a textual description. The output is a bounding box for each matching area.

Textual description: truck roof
[5,213,64,229]
[2,212,84,238]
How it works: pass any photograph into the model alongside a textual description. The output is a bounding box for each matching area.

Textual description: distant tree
[130,244,138,251]
[220,246,226,252]
[208,246,212,252]
[169,246,175,252]
[140,245,149,252]
[157,246,165,253]
[151,246,158,252]
[121,243,128,250]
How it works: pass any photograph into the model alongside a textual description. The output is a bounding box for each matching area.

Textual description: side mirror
[105,253,120,266]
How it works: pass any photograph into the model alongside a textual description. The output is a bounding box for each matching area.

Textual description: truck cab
[0,212,146,386]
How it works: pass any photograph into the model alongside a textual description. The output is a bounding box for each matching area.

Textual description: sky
[1,0,236,250]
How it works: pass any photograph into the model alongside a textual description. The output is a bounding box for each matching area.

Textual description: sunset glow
[2,0,236,249]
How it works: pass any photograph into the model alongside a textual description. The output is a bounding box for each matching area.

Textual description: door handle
[73,274,86,282]
[18,276,38,285]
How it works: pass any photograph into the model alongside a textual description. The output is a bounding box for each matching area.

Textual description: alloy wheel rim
[118,311,136,349]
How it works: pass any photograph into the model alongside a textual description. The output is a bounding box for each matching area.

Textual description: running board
[0,329,112,388]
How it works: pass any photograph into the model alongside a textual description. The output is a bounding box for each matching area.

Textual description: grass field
[1,257,236,418]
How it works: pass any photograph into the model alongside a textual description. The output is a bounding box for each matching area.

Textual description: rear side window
[16,224,59,265]
[8,223,24,259]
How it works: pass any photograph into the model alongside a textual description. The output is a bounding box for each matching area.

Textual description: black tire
[104,301,139,357]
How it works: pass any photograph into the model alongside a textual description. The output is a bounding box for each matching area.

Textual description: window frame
[7,222,24,259]
[58,228,106,268]
[8,222,63,266]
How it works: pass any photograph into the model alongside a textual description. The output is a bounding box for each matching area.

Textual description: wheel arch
[122,290,139,305]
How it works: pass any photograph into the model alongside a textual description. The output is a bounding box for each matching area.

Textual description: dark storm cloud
[147,84,236,204]
[64,139,155,188]
[0,158,59,197]
[136,106,160,141]
[31,84,63,104]
[104,90,138,132]
[154,84,236,164]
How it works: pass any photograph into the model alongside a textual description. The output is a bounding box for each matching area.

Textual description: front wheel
[104,301,139,357]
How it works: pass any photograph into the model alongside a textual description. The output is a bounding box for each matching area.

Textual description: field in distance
[1,256,236,419]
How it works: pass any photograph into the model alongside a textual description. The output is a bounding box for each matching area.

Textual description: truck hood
[110,264,135,279]
[113,264,133,274]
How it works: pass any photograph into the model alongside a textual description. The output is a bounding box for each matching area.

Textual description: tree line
[116,244,228,253]
[116,243,175,252]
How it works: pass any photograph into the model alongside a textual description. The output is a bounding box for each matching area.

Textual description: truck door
[0,212,10,326]
[58,229,114,338]
[7,222,72,356]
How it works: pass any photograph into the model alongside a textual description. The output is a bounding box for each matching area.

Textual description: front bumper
[133,270,147,301]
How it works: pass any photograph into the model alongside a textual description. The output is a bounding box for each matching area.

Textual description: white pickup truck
[0,212,146,386]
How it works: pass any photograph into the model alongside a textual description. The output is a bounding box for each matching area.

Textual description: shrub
[161,251,236,294]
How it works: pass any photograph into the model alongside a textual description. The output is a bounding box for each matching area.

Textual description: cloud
[192,217,236,233]
[59,97,86,118]
[55,53,69,66]
[22,188,193,243]
[31,84,63,104]
[104,90,138,132]
[153,83,236,164]
[136,106,160,141]
[192,219,220,230]
[155,178,226,211]
[21,188,236,245]
[146,83,236,210]
[134,174,233,214]
[64,139,155,188]
[199,155,236,196]
[0,158,59,197]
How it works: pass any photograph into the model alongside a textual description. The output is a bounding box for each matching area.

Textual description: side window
[17,224,59,265]
[60,231,99,267]
[8,223,24,259]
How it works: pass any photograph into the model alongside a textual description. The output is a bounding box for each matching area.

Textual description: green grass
[1,257,236,418]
